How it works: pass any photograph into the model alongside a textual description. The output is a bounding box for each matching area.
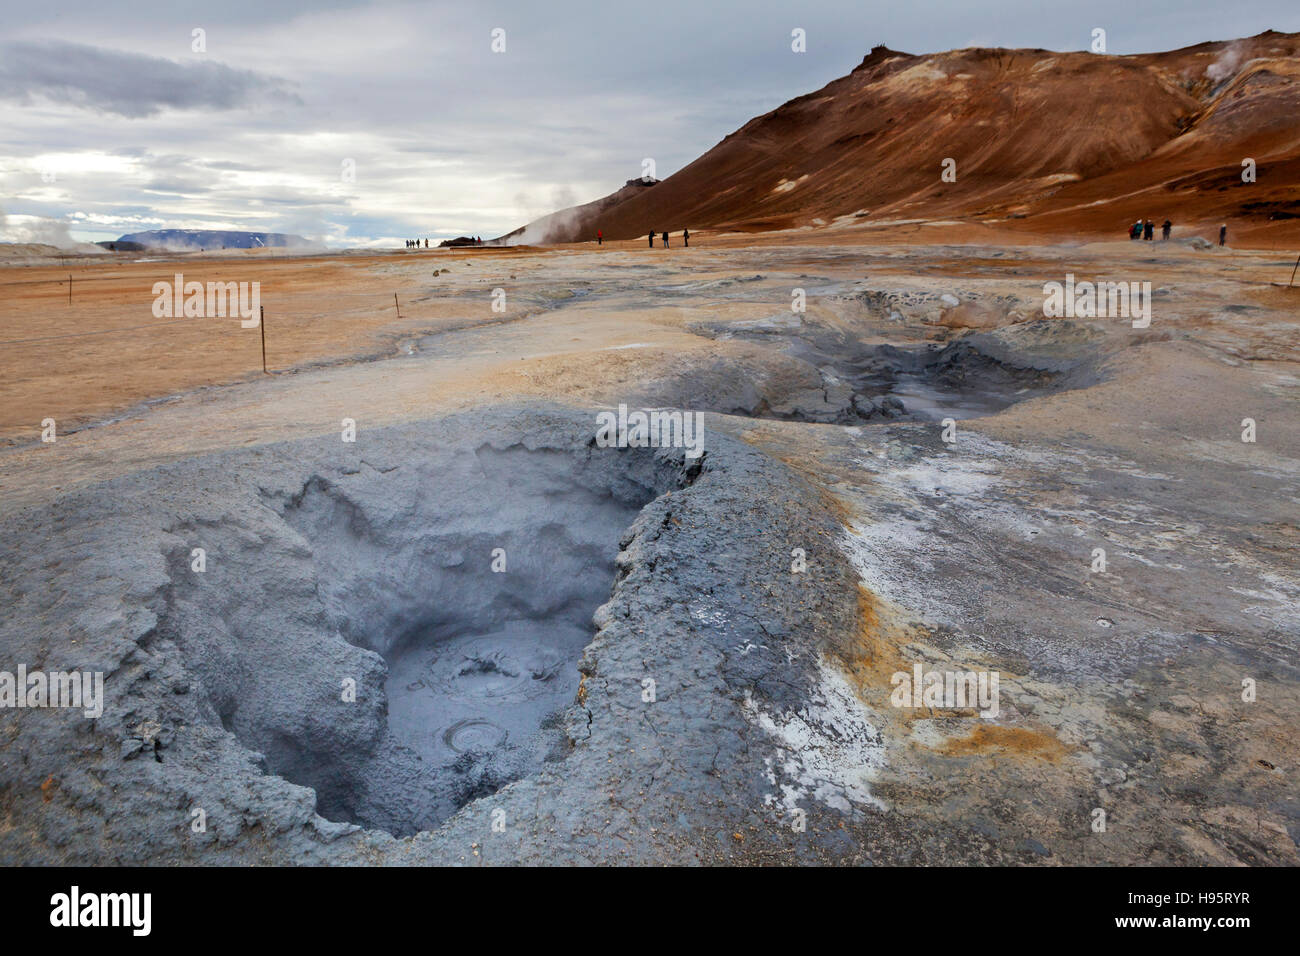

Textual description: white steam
[0,202,98,250]
[505,185,585,246]
[1206,42,1245,84]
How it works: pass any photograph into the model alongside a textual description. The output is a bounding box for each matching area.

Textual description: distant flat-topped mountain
[116,229,315,251]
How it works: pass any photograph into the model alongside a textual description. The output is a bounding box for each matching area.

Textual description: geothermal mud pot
[0,406,883,863]
[190,440,672,836]
[619,270,1108,427]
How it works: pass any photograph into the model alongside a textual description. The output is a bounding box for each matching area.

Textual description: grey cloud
[141,179,214,195]
[205,159,269,171]
[0,40,300,117]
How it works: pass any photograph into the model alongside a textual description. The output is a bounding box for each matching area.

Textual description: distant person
[1129,221,1141,241]
[1143,219,1154,241]
[1161,219,1172,240]
[424,238,428,248]
[597,229,602,245]
[662,230,669,248]
[649,231,655,248]
[683,228,690,247]
[1219,224,1227,246]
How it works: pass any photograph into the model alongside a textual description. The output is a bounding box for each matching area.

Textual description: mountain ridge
[502,29,1300,244]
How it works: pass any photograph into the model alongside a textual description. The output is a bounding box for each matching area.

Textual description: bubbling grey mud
[164,438,690,836]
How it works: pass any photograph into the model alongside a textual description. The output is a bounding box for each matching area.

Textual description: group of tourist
[1128,219,1228,246]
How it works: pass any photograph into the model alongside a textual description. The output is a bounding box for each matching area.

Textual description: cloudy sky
[1,0,1296,247]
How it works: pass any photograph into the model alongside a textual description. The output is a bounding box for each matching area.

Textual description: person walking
[662,230,669,248]
[597,229,602,246]
[1161,219,1172,240]
[683,228,690,247]
[648,231,654,248]
[1143,219,1154,241]
[1219,224,1227,246]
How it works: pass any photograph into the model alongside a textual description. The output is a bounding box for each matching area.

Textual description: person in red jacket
[597,229,602,246]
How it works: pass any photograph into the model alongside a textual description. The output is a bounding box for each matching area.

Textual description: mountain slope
[506,30,1300,243]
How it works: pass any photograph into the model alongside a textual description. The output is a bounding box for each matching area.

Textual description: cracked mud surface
[1,239,1297,864]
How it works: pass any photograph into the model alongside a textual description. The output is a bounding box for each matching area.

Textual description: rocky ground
[0,235,1296,864]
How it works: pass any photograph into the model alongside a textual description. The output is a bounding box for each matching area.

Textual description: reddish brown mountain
[505,30,1300,243]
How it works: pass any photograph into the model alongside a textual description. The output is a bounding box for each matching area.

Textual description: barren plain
[0,228,1297,864]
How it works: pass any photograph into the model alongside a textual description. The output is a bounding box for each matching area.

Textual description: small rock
[1020,838,1051,857]
[121,738,146,760]
[880,395,906,416]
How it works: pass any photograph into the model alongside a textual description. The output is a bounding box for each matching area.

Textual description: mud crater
[162,440,694,836]
[658,315,1093,425]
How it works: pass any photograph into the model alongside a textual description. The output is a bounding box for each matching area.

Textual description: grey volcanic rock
[0,405,866,864]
